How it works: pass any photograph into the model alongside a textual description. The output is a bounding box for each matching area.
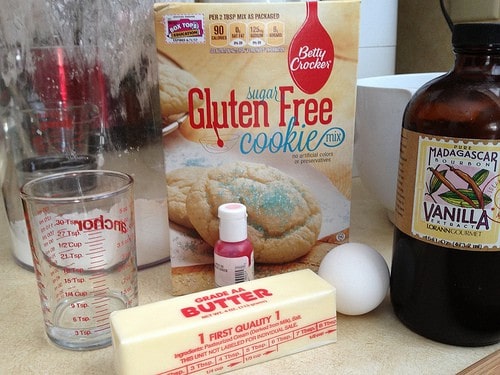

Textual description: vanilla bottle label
[395,129,500,251]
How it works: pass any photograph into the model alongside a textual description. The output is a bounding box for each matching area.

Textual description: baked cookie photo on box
[163,128,351,294]
[165,161,348,294]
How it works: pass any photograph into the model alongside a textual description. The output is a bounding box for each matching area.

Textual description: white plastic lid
[218,203,248,243]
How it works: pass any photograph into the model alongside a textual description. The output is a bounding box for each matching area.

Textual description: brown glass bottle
[391,23,500,346]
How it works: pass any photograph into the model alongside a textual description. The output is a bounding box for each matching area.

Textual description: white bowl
[354,73,444,219]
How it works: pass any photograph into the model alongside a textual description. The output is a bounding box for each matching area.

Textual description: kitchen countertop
[0,177,498,374]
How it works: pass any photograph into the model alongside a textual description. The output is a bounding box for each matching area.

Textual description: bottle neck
[219,218,247,243]
[453,48,500,75]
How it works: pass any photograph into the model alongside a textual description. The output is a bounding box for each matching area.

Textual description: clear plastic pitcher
[0,1,170,269]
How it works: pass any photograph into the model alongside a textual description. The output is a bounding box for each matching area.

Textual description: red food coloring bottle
[214,203,254,287]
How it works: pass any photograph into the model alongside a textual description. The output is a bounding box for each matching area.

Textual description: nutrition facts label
[208,19,285,48]
[161,315,336,375]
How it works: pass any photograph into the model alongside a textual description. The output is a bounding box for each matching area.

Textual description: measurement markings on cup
[89,293,111,331]
[84,229,113,333]
[87,231,106,268]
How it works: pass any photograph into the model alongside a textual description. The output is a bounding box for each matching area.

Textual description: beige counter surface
[0,177,498,374]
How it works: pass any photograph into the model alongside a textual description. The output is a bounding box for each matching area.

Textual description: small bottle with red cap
[214,203,254,287]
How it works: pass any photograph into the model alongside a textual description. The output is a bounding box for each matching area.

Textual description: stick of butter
[111,269,337,375]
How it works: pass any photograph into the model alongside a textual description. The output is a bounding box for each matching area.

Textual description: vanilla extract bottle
[391,23,500,346]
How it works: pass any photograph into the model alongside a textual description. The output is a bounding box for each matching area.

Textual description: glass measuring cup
[20,170,138,350]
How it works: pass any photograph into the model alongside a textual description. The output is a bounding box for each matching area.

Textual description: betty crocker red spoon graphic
[288,1,335,95]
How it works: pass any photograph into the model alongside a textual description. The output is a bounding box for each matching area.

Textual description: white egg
[318,242,390,316]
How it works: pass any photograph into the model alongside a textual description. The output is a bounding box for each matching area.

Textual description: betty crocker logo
[288,1,334,94]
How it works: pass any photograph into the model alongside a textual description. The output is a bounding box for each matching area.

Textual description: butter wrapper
[111,269,337,375]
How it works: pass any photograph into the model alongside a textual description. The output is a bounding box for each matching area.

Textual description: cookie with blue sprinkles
[186,161,322,263]
[167,166,207,229]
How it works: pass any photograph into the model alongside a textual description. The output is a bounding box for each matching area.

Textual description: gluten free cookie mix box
[154,1,360,295]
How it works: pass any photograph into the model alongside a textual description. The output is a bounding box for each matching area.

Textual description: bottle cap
[218,203,248,243]
[452,23,500,49]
